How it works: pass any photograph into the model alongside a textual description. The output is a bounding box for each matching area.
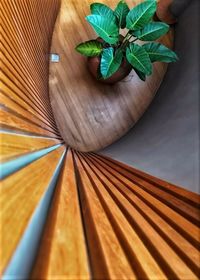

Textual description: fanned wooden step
[1,0,61,138]
[29,149,200,280]
[1,0,199,279]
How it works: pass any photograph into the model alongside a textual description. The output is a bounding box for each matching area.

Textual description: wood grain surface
[0,132,61,162]
[49,0,174,152]
[0,146,65,274]
[1,0,61,138]
[1,0,200,279]
[31,149,200,280]
[31,150,90,279]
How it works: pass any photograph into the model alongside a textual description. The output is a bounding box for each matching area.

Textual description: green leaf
[134,68,146,81]
[90,3,116,21]
[114,0,130,29]
[143,42,178,62]
[126,43,152,75]
[100,48,123,78]
[126,0,157,31]
[75,40,103,57]
[86,15,119,44]
[134,22,169,41]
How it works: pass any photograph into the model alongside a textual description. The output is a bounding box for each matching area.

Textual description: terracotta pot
[155,0,177,24]
[87,56,132,84]
[87,36,132,84]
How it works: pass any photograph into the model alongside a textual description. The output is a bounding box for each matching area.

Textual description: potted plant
[75,0,178,84]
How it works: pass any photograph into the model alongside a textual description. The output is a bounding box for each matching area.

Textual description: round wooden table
[49,0,174,152]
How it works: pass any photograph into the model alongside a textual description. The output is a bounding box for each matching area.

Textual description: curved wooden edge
[49,0,176,152]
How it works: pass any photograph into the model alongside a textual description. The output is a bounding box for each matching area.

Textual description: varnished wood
[87,154,200,246]
[1,0,62,275]
[91,153,200,226]
[75,152,167,279]
[0,132,61,162]
[96,152,200,206]
[0,146,65,274]
[30,149,200,279]
[73,152,137,279]
[1,0,199,279]
[0,109,60,138]
[1,0,61,138]
[31,150,90,279]
[0,92,58,133]
[49,0,174,152]
[83,153,200,273]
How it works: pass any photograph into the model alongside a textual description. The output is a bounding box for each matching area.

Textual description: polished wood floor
[49,0,174,152]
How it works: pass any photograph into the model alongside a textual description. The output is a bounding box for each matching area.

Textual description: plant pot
[87,36,132,84]
[87,56,132,84]
[154,0,177,24]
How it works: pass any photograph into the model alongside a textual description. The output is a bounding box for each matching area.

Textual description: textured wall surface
[101,0,199,193]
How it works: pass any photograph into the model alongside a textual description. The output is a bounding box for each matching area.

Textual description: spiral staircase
[0,0,199,279]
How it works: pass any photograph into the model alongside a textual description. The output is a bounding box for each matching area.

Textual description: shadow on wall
[100,0,199,193]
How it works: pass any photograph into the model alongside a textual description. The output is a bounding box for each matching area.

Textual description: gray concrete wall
[100,0,199,193]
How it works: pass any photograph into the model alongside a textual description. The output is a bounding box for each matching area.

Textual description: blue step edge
[2,148,66,280]
[0,143,62,180]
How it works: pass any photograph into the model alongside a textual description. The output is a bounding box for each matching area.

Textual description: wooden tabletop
[49,0,174,152]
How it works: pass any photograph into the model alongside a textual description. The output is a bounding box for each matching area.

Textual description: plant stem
[119,31,132,51]
[121,31,131,44]
[116,29,139,53]
[130,37,138,43]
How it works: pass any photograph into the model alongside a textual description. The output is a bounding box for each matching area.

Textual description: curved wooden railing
[1,0,199,279]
